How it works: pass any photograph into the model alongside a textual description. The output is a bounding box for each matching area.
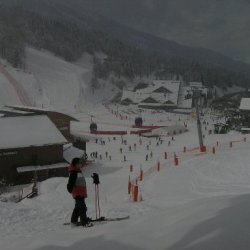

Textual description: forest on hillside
[0,5,249,90]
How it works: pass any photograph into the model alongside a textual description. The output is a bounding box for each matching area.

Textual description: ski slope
[1,105,250,250]
[0,48,118,112]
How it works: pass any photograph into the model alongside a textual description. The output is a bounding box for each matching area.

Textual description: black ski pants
[71,196,87,225]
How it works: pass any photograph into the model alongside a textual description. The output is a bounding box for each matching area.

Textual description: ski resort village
[120,80,208,110]
[1,2,250,250]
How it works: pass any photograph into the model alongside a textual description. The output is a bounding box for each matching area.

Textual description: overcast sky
[80,0,250,63]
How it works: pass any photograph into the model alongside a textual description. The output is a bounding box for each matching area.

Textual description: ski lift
[90,115,98,132]
[90,122,97,132]
[135,117,143,127]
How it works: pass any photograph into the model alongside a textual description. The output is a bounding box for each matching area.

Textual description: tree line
[0,5,249,90]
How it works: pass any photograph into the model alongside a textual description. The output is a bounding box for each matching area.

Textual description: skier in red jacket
[67,158,90,227]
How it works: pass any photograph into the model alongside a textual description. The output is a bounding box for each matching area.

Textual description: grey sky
[79,0,250,63]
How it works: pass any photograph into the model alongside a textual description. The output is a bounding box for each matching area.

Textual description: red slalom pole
[157,161,160,172]
[164,152,167,160]
[212,146,215,154]
[133,185,139,202]
[130,164,133,172]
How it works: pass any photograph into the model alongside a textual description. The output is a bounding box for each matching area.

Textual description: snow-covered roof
[0,115,67,149]
[6,105,53,112]
[63,145,85,163]
[189,82,203,88]
[141,97,159,103]
[16,163,66,173]
[241,128,250,131]
[121,90,135,102]
[153,86,173,94]
[0,107,34,114]
[121,80,183,107]
[239,98,250,110]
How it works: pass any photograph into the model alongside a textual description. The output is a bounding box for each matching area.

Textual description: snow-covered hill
[0,48,119,112]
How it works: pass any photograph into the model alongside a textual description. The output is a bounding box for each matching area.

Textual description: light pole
[193,89,206,152]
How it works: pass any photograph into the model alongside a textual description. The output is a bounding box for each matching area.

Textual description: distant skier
[147,145,149,151]
[67,158,90,227]
[150,151,153,159]
[105,152,108,158]
[139,138,142,145]
[145,154,148,161]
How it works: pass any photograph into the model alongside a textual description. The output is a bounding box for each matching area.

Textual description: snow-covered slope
[0,48,111,112]
[25,48,92,111]
[0,72,22,106]
[0,48,121,112]
[1,105,250,250]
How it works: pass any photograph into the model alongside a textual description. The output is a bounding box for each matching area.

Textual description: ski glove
[91,173,100,185]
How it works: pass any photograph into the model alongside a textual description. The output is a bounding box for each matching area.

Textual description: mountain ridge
[0,0,250,75]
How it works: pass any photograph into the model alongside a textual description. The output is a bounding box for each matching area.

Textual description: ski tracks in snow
[0,64,32,106]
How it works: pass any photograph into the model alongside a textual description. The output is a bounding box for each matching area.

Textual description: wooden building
[0,115,68,184]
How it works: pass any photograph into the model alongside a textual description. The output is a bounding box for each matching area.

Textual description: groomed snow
[1,47,250,250]
[1,104,250,250]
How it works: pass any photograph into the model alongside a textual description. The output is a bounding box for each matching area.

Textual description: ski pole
[95,184,98,219]
[97,185,101,218]
[92,173,100,219]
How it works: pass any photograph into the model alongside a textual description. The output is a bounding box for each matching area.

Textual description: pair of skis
[91,215,130,222]
[63,215,130,226]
